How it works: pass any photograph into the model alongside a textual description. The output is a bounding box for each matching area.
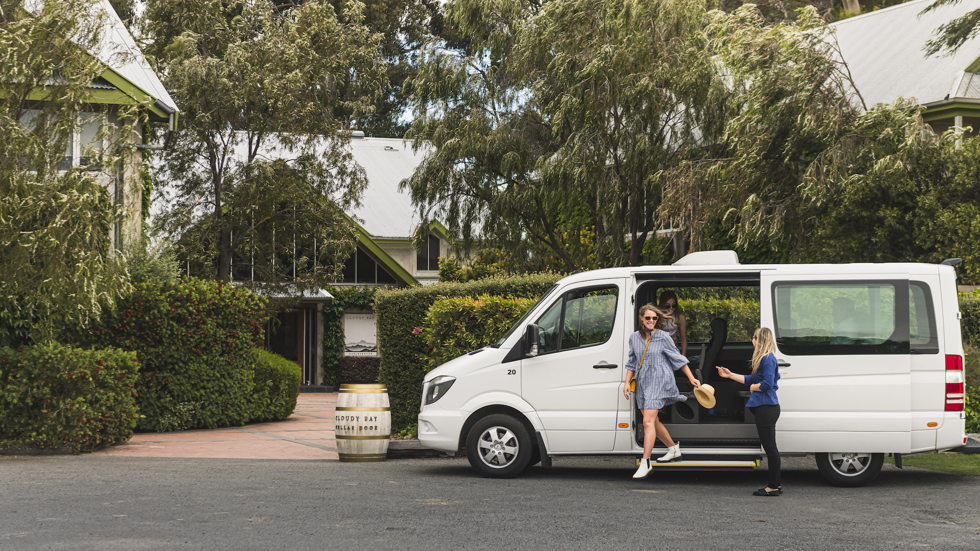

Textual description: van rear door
[760,273,912,454]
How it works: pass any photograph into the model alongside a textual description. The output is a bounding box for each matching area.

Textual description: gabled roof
[25,0,179,122]
[347,137,434,240]
[831,0,980,114]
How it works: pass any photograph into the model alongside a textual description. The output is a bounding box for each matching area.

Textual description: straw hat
[694,384,716,409]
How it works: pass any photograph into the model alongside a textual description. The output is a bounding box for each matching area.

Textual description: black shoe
[753,488,780,497]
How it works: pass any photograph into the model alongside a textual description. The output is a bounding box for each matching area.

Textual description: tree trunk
[842,0,860,14]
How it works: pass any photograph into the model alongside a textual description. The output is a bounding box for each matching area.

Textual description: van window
[772,281,909,355]
[536,286,618,354]
[910,281,938,354]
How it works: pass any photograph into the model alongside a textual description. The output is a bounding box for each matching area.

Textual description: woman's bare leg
[641,409,659,458]
[654,416,675,448]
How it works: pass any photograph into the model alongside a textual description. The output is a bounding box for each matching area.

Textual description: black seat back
[698,318,728,381]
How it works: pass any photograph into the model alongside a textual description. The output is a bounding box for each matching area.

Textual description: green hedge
[91,278,268,432]
[339,356,381,384]
[375,273,561,431]
[424,295,538,370]
[960,292,980,346]
[251,348,301,422]
[0,344,139,453]
[681,298,761,343]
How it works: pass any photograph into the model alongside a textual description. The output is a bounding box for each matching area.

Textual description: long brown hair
[751,327,776,373]
[638,303,670,338]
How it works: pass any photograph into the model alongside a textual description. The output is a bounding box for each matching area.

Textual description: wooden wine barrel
[335,384,391,462]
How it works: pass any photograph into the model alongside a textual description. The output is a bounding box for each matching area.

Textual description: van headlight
[424,376,456,405]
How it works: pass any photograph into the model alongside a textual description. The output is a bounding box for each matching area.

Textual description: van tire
[466,414,533,478]
[815,452,884,487]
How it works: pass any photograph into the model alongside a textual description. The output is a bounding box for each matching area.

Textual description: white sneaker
[656,442,682,463]
[632,458,653,479]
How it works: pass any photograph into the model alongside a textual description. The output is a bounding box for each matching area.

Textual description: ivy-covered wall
[320,286,377,387]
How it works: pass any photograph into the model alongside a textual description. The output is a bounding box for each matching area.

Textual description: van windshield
[491,284,558,347]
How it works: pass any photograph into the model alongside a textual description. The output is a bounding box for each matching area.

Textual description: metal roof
[830,0,980,109]
[26,0,179,115]
[347,137,433,239]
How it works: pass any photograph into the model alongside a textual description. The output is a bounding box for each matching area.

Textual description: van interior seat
[697,318,728,383]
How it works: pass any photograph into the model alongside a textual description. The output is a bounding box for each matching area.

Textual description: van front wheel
[815,452,884,487]
[466,414,533,478]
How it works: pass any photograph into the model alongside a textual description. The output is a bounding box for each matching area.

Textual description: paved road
[1,455,978,550]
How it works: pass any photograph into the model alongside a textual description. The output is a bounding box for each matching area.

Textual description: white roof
[347,137,432,239]
[831,0,980,109]
[27,0,178,114]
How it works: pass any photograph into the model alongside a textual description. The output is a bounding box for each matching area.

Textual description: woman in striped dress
[623,303,701,479]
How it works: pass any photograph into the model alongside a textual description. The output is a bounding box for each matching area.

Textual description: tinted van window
[772,281,909,355]
[910,281,938,354]
[536,286,618,354]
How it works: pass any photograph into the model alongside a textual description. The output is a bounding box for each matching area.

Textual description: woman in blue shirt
[716,327,781,496]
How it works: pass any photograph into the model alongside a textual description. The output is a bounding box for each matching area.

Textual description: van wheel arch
[460,406,540,465]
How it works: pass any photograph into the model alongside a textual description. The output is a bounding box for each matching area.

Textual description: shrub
[424,295,537,369]
[681,298,761,343]
[339,356,381,384]
[960,292,980,347]
[375,273,560,431]
[0,343,139,453]
[91,278,268,432]
[966,386,980,434]
[251,348,301,422]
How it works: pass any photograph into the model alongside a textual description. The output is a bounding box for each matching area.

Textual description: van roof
[555,250,950,286]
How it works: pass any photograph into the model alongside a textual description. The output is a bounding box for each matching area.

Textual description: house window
[341,245,399,284]
[417,233,440,272]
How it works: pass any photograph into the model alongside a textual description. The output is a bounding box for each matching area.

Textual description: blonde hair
[637,304,670,338]
[751,327,776,374]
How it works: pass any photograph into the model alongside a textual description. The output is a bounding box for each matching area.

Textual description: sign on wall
[344,313,378,356]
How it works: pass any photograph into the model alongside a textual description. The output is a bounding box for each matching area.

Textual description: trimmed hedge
[91,278,268,432]
[339,356,381,384]
[960,292,980,346]
[375,273,561,431]
[681,298,760,343]
[0,344,139,453]
[321,287,376,387]
[424,295,538,370]
[251,348,301,422]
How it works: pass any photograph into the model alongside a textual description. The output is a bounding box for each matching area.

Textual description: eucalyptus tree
[0,0,131,345]
[405,0,717,271]
[144,0,386,287]
[661,6,867,259]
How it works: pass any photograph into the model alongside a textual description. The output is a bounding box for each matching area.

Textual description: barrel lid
[339,384,388,390]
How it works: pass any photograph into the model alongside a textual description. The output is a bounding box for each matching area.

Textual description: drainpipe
[136,100,177,151]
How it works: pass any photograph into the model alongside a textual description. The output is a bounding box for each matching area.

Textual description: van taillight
[945,355,965,412]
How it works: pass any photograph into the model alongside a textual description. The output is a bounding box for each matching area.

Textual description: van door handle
[593,363,618,369]
[777,360,791,368]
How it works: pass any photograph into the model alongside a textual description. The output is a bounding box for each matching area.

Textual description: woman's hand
[690,378,701,388]
[623,382,631,400]
[716,366,732,379]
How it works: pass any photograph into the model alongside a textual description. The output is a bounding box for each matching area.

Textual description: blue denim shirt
[744,353,779,407]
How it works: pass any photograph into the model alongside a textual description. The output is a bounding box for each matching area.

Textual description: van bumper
[418,407,465,454]
[936,411,967,451]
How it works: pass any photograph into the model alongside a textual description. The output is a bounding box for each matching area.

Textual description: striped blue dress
[626,329,690,410]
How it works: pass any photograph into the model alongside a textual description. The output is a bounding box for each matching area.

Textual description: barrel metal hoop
[336,406,391,411]
[336,435,391,440]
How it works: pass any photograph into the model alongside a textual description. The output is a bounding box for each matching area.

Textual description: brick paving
[94,393,339,460]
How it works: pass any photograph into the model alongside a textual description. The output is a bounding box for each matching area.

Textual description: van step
[636,458,760,470]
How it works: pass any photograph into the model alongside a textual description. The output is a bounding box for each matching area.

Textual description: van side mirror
[523,324,540,357]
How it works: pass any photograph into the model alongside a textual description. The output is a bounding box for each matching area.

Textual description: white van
[418,251,969,486]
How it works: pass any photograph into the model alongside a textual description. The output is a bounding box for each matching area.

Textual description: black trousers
[750,404,781,488]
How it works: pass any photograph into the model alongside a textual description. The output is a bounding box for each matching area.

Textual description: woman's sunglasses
[643,316,658,321]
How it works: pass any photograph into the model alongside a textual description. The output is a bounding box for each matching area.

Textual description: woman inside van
[658,290,687,355]
[716,327,782,496]
[624,303,701,479]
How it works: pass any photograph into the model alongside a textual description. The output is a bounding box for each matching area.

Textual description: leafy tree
[405,0,715,271]
[922,0,980,55]
[0,0,132,345]
[144,0,386,288]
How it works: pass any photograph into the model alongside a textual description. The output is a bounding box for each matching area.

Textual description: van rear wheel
[466,414,533,478]
[815,452,884,487]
